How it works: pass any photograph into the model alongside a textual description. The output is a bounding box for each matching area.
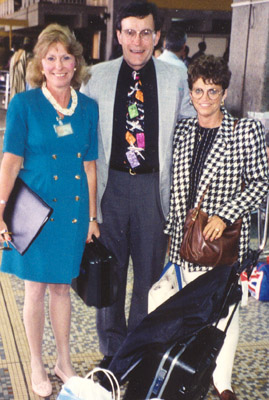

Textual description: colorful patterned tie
[125,70,145,170]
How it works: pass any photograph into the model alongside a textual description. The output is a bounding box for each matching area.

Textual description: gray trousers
[97,169,168,356]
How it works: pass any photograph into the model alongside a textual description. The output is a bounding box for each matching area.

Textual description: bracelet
[89,217,97,222]
[0,200,7,205]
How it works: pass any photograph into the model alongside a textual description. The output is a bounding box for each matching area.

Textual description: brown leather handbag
[180,191,242,268]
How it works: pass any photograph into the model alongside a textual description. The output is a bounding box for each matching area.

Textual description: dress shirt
[110,58,159,172]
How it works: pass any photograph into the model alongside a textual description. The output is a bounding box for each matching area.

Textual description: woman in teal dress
[0,24,99,397]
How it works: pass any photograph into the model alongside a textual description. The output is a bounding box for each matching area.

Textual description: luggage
[123,325,225,400]
[122,252,258,400]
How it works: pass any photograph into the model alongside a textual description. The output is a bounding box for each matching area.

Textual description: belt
[110,166,159,175]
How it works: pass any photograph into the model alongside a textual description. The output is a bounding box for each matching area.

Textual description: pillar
[227,0,269,117]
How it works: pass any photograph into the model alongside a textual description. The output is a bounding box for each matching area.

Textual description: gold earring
[41,70,45,75]
[221,100,224,106]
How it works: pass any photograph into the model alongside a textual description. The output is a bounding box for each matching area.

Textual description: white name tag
[54,123,73,138]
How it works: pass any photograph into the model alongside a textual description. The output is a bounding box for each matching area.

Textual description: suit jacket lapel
[154,59,181,170]
[173,120,196,214]
[99,57,123,164]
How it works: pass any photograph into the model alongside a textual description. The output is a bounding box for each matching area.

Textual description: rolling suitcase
[124,325,225,400]
[123,251,260,400]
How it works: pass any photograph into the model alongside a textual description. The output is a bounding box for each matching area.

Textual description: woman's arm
[217,120,269,221]
[204,119,269,241]
[84,160,100,242]
[0,152,23,242]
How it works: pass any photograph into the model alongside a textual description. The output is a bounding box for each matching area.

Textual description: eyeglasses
[122,29,155,41]
[191,88,224,100]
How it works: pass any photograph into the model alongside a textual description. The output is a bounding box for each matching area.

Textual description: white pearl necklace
[42,82,78,116]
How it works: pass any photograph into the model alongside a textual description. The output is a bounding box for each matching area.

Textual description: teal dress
[0,88,98,283]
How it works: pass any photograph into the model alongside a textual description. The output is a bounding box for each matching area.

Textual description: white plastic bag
[57,367,120,400]
[148,261,182,313]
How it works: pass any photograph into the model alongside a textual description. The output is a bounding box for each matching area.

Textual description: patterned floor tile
[0,230,268,399]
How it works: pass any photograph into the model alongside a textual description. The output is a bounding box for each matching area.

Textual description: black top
[110,58,159,172]
[188,125,218,209]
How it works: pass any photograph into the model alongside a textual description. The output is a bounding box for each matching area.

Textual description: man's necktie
[125,70,145,170]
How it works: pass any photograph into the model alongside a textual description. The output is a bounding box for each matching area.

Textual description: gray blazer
[81,56,196,222]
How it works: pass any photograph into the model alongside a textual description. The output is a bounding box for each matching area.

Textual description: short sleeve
[3,94,27,157]
[84,98,98,161]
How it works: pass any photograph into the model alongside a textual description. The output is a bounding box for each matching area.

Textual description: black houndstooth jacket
[164,108,269,272]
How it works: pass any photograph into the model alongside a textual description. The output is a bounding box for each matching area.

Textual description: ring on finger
[0,229,8,235]
[215,228,220,232]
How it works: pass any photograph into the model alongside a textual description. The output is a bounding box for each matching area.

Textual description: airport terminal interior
[0,0,268,399]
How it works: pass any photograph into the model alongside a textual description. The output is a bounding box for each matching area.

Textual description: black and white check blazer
[165,108,269,272]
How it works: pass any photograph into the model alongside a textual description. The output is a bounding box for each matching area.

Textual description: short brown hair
[188,55,231,90]
[26,23,88,89]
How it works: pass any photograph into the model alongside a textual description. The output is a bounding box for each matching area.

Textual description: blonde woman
[0,24,99,397]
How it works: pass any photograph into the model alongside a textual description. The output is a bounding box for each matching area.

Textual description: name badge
[54,123,74,138]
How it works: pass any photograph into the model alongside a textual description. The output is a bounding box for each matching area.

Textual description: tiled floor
[0,254,268,400]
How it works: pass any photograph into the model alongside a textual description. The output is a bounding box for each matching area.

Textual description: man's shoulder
[90,57,123,76]
[154,57,187,78]
[81,57,123,95]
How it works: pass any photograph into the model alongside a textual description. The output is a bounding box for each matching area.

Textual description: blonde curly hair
[26,23,88,89]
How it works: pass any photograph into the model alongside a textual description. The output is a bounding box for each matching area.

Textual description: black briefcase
[72,236,118,308]
[123,325,225,400]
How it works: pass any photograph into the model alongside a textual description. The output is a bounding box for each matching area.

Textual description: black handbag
[3,177,53,255]
[72,235,118,308]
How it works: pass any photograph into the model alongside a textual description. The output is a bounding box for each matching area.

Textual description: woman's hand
[203,215,226,242]
[0,220,11,243]
[86,221,100,243]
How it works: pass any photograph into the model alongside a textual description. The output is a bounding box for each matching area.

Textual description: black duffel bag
[72,235,118,308]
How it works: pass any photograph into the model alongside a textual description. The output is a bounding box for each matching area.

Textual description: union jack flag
[241,261,269,302]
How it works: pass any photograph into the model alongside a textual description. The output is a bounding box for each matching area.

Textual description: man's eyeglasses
[191,88,224,100]
[122,29,155,41]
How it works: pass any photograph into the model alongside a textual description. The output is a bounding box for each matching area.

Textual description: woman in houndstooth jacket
[164,55,269,400]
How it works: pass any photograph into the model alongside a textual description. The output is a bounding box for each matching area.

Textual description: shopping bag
[148,261,182,313]
[57,368,120,400]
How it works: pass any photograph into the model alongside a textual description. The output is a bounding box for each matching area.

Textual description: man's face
[116,14,160,71]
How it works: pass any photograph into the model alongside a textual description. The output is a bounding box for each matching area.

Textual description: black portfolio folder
[3,177,53,255]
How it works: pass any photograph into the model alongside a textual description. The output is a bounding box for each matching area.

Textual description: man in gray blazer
[81,1,195,367]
